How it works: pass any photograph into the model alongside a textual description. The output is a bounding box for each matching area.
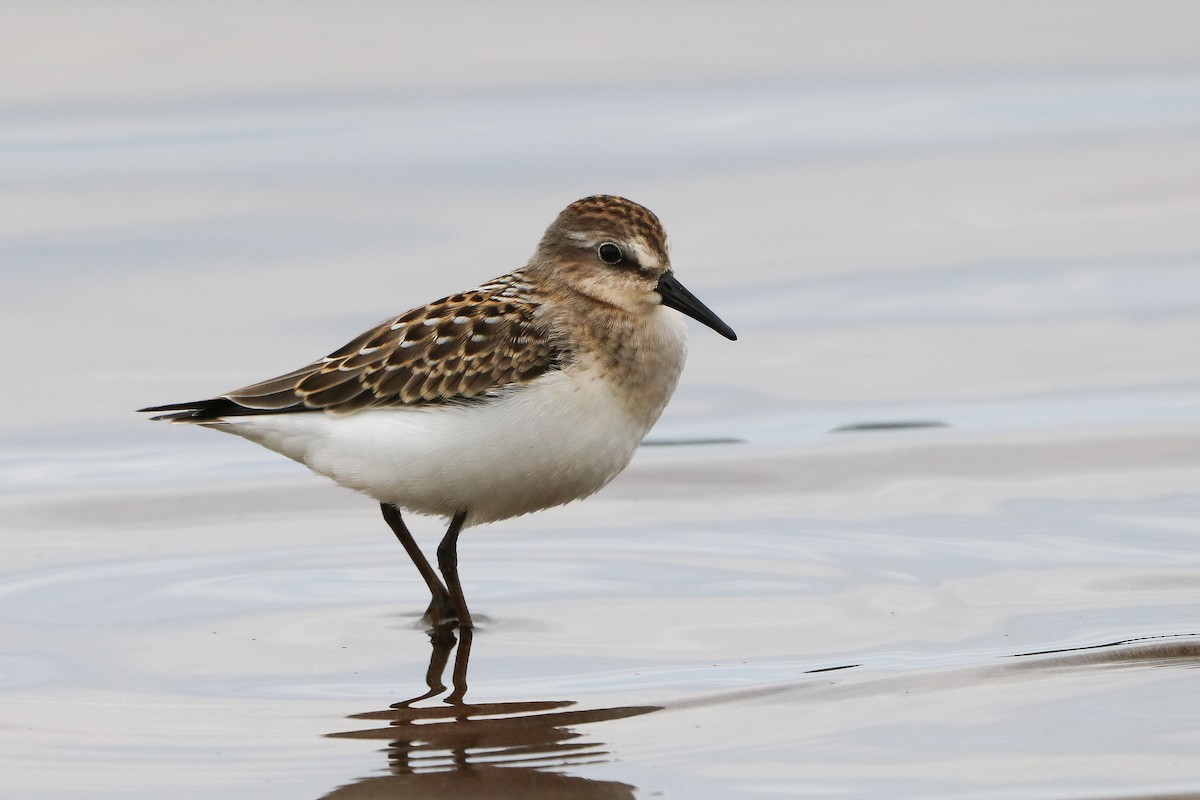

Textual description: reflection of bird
[320,768,638,800]
[324,628,658,800]
[139,195,736,629]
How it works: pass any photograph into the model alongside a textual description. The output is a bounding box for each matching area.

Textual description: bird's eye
[597,242,623,265]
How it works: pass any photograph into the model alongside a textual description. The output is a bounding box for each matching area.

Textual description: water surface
[3,2,1200,797]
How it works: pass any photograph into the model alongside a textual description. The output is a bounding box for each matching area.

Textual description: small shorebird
[140,195,736,630]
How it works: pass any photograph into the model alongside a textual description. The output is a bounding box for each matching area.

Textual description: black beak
[656,271,737,341]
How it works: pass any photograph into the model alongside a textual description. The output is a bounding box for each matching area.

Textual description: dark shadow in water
[663,634,1200,714]
[1010,633,1200,667]
[829,420,950,432]
[321,629,660,799]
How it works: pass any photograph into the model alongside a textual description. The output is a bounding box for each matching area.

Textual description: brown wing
[222,284,566,416]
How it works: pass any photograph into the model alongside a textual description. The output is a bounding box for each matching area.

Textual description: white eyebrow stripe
[626,236,662,270]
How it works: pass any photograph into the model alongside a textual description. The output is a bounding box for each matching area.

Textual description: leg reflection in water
[322,629,661,799]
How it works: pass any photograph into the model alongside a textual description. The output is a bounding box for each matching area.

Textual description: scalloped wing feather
[224,277,566,415]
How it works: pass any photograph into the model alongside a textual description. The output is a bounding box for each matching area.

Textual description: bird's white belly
[210,366,659,525]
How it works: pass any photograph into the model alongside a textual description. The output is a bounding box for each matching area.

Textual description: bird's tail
[136,397,301,422]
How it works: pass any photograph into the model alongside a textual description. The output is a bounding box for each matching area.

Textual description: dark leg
[379,503,455,628]
[437,510,473,629]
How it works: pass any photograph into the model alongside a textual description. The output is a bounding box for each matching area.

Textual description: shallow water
[4,2,1200,798]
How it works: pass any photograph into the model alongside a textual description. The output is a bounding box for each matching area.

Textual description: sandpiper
[140,195,736,630]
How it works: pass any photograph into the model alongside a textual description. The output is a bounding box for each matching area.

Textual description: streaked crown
[538,195,670,276]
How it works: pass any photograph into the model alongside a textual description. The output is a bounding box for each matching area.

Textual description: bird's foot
[423,595,471,636]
